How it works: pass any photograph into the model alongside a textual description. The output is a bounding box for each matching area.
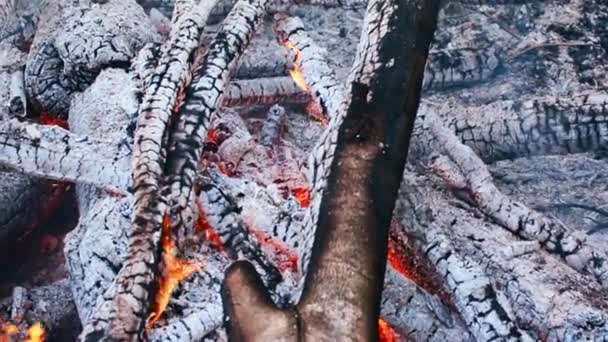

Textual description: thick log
[418,93,608,163]
[223,77,310,107]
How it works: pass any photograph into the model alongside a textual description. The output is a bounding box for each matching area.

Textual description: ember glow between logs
[283,40,309,92]
[147,216,202,329]
[378,319,399,342]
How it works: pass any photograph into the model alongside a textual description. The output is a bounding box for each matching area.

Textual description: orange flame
[283,40,309,92]
[148,215,202,329]
[378,319,398,342]
[25,323,45,342]
[1,323,18,342]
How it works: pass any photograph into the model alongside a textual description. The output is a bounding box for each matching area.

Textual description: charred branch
[222,0,441,340]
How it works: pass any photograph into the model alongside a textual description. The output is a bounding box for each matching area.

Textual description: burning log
[417,110,608,288]
[222,0,441,340]
[78,1,222,339]
[163,0,272,261]
[273,14,344,124]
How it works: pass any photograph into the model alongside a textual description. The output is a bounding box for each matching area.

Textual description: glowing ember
[173,89,186,114]
[195,200,225,252]
[1,323,18,342]
[246,223,298,273]
[25,323,45,342]
[207,127,220,145]
[283,40,309,92]
[387,239,418,282]
[305,101,329,126]
[39,112,68,129]
[148,215,202,329]
[378,319,398,342]
[291,187,311,208]
[1,322,46,342]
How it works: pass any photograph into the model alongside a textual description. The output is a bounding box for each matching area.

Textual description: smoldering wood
[79,1,222,339]
[415,110,608,288]
[163,0,272,267]
[0,280,80,340]
[396,171,608,341]
[381,266,473,341]
[223,0,441,340]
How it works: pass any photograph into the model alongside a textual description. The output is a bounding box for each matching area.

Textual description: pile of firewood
[1,0,608,341]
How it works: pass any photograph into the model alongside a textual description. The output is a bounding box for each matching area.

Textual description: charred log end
[223,261,298,342]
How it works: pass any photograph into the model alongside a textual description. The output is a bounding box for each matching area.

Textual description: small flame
[283,40,309,92]
[148,215,202,329]
[378,319,398,342]
[207,128,220,145]
[25,323,45,342]
[1,323,18,342]
[291,187,311,208]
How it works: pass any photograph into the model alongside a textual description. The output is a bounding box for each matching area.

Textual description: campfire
[1,0,608,341]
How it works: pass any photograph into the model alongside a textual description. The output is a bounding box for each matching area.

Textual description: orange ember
[248,225,298,273]
[40,112,68,129]
[283,40,309,92]
[207,128,220,145]
[1,322,46,342]
[148,215,202,329]
[173,89,186,114]
[291,187,311,208]
[195,201,225,252]
[305,101,329,127]
[378,319,398,342]
[387,239,418,282]
[1,323,18,342]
